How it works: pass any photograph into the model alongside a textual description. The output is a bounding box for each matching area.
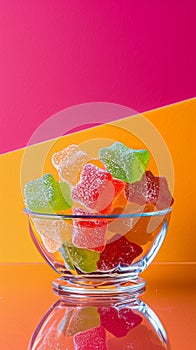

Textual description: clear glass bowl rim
[24,207,172,220]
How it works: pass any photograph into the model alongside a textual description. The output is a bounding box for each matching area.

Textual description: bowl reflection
[28,294,171,350]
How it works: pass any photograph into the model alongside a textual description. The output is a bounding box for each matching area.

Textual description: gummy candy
[71,164,124,213]
[108,213,134,235]
[99,142,150,183]
[40,235,62,253]
[98,306,142,338]
[125,171,174,210]
[73,326,107,350]
[68,244,100,273]
[108,206,135,235]
[52,144,90,186]
[72,208,108,252]
[59,242,76,271]
[101,178,125,214]
[32,218,71,253]
[24,174,71,213]
[108,324,165,350]
[110,190,128,212]
[125,203,155,245]
[67,307,100,336]
[97,234,143,271]
[61,243,100,273]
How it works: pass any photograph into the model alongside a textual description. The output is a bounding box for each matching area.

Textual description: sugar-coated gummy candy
[59,242,76,271]
[63,243,100,273]
[108,324,165,350]
[40,235,62,253]
[125,171,174,210]
[72,208,107,252]
[24,174,71,213]
[102,177,125,213]
[98,306,142,338]
[108,202,138,235]
[67,307,100,336]
[32,218,71,253]
[108,209,134,235]
[68,244,100,273]
[71,164,124,212]
[73,326,107,350]
[110,190,128,212]
[52,144,90,186]
[97,234,143,271]
[99,142,150,183]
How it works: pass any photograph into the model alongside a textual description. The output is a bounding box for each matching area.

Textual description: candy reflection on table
[28,296,171,350]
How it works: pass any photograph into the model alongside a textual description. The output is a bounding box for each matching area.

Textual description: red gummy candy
[71,164,124,213]
[73,208,108,252]
[108,324,166,350]
[97,234,143,271]
[73,325,107,350]
[125,171,174,210]
[102,178,125,213]
[98,306,142,338]
[112,178,125,196]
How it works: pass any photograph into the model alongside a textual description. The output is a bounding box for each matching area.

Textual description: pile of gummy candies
[24,142,173,274]
[38,304,165,349]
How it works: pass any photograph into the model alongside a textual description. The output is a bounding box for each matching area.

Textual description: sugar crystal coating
[72,208,108,252]
[32,218,71,253]
[98,306,142,338]
[73,326,107,350]
[24,174,71,213]
[97,234,143,271]
[71,164,115,212]
[52,144,90,186]
[125,171,174,210]
[99,142,150,183]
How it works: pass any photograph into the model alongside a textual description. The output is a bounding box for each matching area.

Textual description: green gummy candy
[67,307,100,336]
[24,174,71,213]
[59,181,73,207]
[68,244,100,273]
[59,242,76,271]
[99,142,150,183]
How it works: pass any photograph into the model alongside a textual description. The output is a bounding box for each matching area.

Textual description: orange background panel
[0,98,195,262]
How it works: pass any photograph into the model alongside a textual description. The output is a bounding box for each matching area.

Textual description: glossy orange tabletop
[0,263,195,350]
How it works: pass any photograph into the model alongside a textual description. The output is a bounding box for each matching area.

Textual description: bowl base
[52,275,146,298]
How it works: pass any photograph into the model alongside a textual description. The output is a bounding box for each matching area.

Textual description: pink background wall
[0,0,195,154]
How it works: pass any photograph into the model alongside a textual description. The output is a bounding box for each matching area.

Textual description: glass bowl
[28,294,171,350]
[24,206,171,296]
